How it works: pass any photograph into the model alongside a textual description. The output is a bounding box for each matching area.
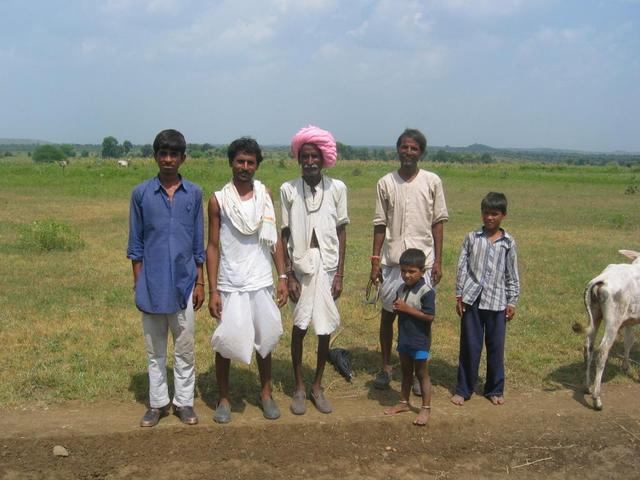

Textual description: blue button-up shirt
[127,176,206,314]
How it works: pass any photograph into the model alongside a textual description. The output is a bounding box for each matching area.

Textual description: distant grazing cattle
[58,160,68,168]
[117,159,129,168]
[574,250,640,410]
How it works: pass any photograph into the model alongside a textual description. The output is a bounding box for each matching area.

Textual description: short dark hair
[399,248,426,270]
[153,129,186,155]
[396,128,427,155]
[227,137,263,165]
[481,192,508,214]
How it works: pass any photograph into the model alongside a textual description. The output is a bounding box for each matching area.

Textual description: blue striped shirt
[127,176,205,314]
[455,227,520,311]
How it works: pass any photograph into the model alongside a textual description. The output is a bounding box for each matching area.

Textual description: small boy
[127,129,206,427]
[383,248,435,426]
[451,192,520,407]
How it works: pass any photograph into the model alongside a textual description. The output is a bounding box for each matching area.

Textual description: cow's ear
[619,250,640,260]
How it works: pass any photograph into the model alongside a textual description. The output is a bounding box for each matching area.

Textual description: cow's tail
[574,281,601,334]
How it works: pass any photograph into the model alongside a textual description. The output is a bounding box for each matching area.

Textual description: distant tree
[480,152,493,163]
[60,144,75,158]
[123,140,133,155]
[101,136,121,158]
[140,144,154,157]
[336,141,354,160]
[33,145,66,163]
[80,150,90,158]
[433,149,450,163]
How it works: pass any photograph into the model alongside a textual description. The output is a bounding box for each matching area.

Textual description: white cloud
[101,0,181,14]
[427,0,541,16]
[275,0,336,13]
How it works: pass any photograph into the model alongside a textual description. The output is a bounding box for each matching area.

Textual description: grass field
[0,156,638,406]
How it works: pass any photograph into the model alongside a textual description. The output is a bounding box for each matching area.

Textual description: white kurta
[280,176,349,334]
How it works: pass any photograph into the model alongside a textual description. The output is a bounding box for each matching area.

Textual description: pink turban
[290,125,337,168]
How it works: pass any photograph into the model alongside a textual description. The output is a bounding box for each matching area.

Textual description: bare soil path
[1,385,640,479]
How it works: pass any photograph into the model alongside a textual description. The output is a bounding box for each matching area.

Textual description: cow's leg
[584,313,601,394]
[622,325,634,373]
[592,323,617,410]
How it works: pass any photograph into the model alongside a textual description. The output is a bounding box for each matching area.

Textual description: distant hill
[0,138,51,145]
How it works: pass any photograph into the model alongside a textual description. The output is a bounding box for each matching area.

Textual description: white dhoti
[380,265,433,313]
[211,287,283,364]
[292,249,340,335]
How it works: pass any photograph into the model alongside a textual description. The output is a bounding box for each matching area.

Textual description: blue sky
[1,0,638,151]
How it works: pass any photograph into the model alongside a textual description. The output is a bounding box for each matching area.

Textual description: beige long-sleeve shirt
[373,169,448,268]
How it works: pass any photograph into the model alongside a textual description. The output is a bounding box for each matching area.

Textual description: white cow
[117,159,129,168]
[578,250,640,410]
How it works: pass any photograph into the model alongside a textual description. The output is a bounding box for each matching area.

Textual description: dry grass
[0,158,639,405]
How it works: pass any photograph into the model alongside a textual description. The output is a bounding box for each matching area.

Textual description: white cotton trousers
[211,287,283,365]
[292,249,340,335]
[380,265,433,313]
[141,293,195,408]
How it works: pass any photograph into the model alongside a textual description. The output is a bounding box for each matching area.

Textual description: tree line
[12,136,640,166]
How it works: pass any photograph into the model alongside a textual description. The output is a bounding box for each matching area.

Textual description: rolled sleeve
[127,189,144,261]
[192,188,206,265]
[505,240,520,306]
[431,178,449,225]
[279,184,291,230]
[455,234,471,297]
[334,180,350,226]
[372,180,388,226]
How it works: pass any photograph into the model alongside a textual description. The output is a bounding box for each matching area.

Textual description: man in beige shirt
[370,128,448,391]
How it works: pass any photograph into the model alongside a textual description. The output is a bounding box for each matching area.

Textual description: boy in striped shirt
[451,192,520,406]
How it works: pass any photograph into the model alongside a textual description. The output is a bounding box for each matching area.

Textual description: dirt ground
[1,384,640,479]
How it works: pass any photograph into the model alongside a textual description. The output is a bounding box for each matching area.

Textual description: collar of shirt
[402,276,426,295]
[474,227,513,244]
[152,175,189,194]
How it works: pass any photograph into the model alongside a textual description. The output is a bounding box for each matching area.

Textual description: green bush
[18,219,84,252]
[32,145,66,163]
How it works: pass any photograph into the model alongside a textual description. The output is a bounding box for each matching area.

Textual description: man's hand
[192,284,205,311]
[506,305,516,321]
[276,279,288,307]
[287,275,301,303]
[209,290,222,320]
[370,264,382,284]
[431,261,443,286]
[456,297,466,317]
[332,275,343,300]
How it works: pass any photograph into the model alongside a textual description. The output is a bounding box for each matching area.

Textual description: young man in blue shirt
[127,129,206,427]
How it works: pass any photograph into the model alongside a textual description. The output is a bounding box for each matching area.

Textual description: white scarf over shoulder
[219,180,278,252]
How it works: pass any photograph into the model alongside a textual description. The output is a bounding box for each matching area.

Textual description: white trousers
[292,249,340,335]
[380,265,433,313]
[211,287,283,365]
[141,294,195,408]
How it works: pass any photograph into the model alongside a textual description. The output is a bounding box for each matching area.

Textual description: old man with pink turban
[280,125,349,415]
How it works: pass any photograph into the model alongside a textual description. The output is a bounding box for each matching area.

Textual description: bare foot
[413,406,430,426]
[450,394,465,406]
[489,395,505,405]
[384,401,410,415]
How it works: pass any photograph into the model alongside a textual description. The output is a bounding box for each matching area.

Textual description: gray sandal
[213,401,231,424]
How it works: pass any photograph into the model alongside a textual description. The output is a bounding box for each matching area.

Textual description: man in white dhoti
[206,137,288,423]
[281,125,349,415]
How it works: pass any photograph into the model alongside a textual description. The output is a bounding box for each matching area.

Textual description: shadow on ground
[544,341,639,409]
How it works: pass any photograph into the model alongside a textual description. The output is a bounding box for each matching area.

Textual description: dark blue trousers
[455,298,507,400]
